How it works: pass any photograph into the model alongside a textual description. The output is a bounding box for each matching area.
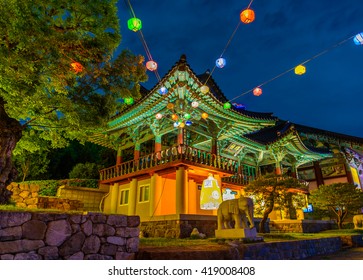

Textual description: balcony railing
[99,144,238,181]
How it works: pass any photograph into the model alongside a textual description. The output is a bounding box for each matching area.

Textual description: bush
[69,162,100,179]
[25,180,62,196]
[60,179,99,189]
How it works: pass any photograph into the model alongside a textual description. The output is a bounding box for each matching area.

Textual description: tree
[244,174,309,233]
[0,0,147,203]
[69,162,100,179]
[309,183,363,229]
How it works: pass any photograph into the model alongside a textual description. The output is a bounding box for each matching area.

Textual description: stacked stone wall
[0,212,139,260]
[269,219,335,233]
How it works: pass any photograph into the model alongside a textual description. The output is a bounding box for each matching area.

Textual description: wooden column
[275,161,282,175]
[155,135,162,153]
[177,128,184,145]
[110,183,119,214]
[211,138,218,155]
[313,161,324,186]
[128,179,137,215]
[134,142,140,160]
[116,146,123,165]
[175,167,186,215]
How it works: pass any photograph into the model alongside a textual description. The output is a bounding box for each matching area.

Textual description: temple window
[120,189,129,205]
[139,185,150,202]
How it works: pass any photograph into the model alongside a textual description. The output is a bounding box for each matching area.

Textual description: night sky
[116,0,363,138]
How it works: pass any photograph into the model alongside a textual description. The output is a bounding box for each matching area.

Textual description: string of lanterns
[122,0,362,119]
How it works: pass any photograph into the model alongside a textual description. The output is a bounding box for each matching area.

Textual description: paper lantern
[158,86,168,95]
[253,87,262,96]
[294,65,306,75]
[191,101,199,108]
[185,120,192,126]
[200,85,209,94]
[223,102,231,109]
[232,103,246,109]
[155,113,163,120]
[240,8,255,24]
[71,62,83,73]
[171,114,178,121]
[216,58,226,68]
[201,112,209,119]
[127,17,142,32]
[124,97,134,105]
[353,33,363,45]
[173,121,180,128]
[179,122,185,128]
[167,103,174,110]
[184,113,191,119]
[146,60,158,71]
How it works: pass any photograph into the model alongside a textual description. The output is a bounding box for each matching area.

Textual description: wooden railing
[99,144,238,181]
[221,175,255,186]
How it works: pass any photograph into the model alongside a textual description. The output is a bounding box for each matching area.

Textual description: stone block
[0,212,31,228]
[29,184,40,192]
[107,215,127,227]
[107,236,126,246]
[93,224,115,237]
[81,220,93,236]
[0,226,22,241]
[127,216,140,227]
[14,252,42,260]
[89,213,107,224]
[126,237,139,253]
[215,228,257,239]
[45,220,72,246]
[19,191,30,199]
[100,243,117,256]
[22,220,47,240]
[1,254,14,260]
[67,252,84,260]
[59,232,86,257]
[82,235,101,254]
[38,246,59,260]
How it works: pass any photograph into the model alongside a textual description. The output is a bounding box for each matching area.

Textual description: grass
[0,204,87,214]
[140,229,363,247]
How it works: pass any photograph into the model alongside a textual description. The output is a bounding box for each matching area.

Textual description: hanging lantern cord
[125,0,161,82]
[229,34,355,103]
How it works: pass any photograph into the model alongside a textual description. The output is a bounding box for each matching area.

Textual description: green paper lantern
[223,102,231,109]
[184,113,191,120]
[124,97,134,105]
[127,17,142,32]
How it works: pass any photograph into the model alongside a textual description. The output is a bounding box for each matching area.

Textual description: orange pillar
[116,147,122,165]
[134,142,140,160]
[177,128,184,145]
[211,138,217,155]
[275,161,282,175]
[155,135,162,153]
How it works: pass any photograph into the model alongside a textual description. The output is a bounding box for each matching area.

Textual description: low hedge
[22,179,99,196]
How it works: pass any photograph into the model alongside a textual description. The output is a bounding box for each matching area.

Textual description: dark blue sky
[117,0,363,137]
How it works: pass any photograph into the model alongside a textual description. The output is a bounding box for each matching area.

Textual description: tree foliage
[245,174,309,233]
[0,0,147,203]
[69,162,100,179]
[309,183,363,229]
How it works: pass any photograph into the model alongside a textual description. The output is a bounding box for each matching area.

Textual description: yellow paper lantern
[200,85,209,94]
[167,103,174,110]
[171,114,178,121]
[201,112,209,119]
[294,65,306,75]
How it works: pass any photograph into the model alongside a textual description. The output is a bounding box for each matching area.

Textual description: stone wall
[269,219,336,233]
[57,185,108,211]
[0,211,139,260]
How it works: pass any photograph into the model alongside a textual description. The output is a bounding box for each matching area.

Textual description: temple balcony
[99,144,252,185]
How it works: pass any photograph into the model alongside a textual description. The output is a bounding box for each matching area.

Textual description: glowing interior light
[167,103,174,110]
[71,62,83,73]
[185,120,192,126]
[184,113,191,119]
[173,121,180,128]
[179,122,185,128]
[171,114,179,121]
[155,113,163,119]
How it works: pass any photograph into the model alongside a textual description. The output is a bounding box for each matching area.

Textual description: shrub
[69,162,100,179]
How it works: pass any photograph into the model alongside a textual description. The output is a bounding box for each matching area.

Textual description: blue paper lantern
[354,33,363,45]
[185,120,192,126]
[158,86,168,95]
[216,58,226,68]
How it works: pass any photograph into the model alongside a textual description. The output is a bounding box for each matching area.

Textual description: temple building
[91,55,363,237]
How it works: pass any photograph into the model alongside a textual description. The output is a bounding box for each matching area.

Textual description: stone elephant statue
[217,196,254,230]
[353,214,363,229]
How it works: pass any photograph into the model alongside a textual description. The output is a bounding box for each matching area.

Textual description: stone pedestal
[215,228,257,239]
